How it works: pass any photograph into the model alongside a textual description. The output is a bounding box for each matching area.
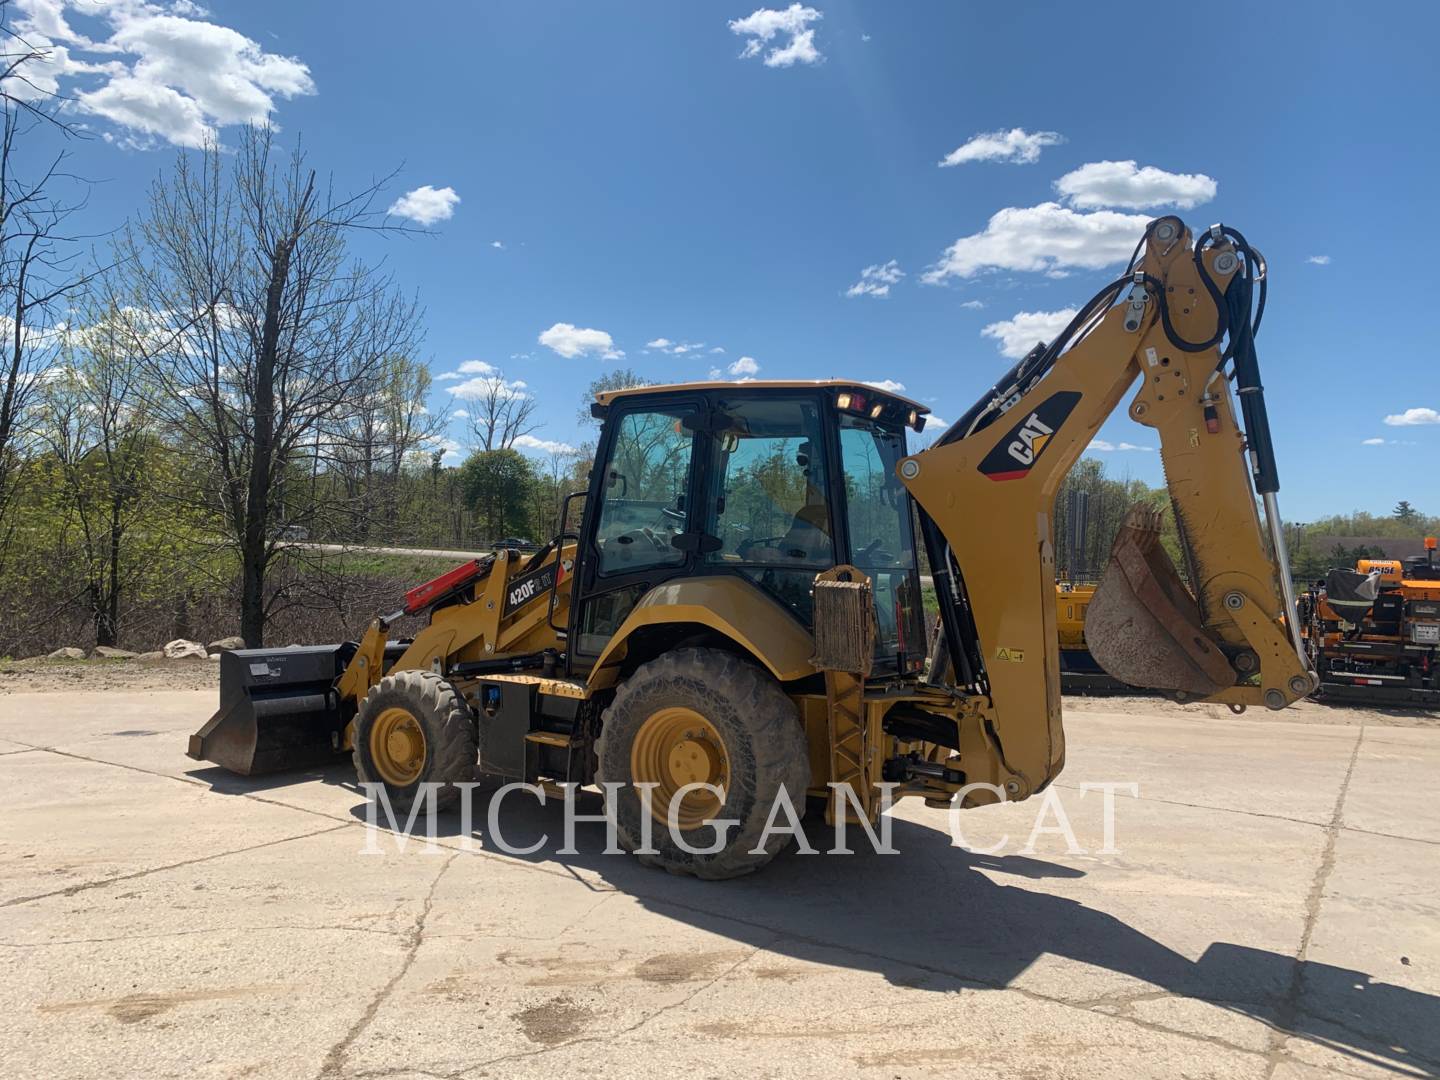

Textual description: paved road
[0,693,1435,1078]
[300,541,495,561]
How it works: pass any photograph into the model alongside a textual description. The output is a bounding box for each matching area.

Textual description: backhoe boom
[900,216,1314,801]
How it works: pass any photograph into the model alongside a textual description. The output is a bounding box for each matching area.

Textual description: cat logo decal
[977,391,1082,482]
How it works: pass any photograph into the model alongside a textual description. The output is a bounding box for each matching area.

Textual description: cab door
[568,397,703,669]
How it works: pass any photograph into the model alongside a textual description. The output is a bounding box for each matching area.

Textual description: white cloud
[846,259,903,298]
[1307,255,1331,266]
[1054,160,1216,211]
[730,4,823,68]
[18,3,317,148]
[922,203,1150,283]
[729,356,760,377]
[863,378,905,394]
[452,409,470,420]
[708,367,723,379]
[940,128,1064,167]
[1361,437,1386,445]
[1383,407,1440,427]
[491,240,505,249]
[960,299,985,310]
[645,337,711,355]
[923,414,948,430]
[420,434,466,463]
[1088,439,1153,452]
[514,434,578,455]
[538,322,623,360]
[388,185,460,227]
[709,346,725,354]
[447,376,527,402]
[981,308,1077,359]
[435,359,497,381]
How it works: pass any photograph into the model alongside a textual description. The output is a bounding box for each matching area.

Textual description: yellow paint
[630,706,729,830]
[368,706,426,786]
[596,378,930,413]
[585,576,816,688]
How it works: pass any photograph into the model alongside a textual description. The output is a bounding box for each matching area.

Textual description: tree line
[1,8,1430,657]
[0,12,614,654]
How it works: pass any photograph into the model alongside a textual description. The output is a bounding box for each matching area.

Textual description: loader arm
[899,216,1313,801]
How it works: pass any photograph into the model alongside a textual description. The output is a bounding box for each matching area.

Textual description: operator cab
[573,381,931,677]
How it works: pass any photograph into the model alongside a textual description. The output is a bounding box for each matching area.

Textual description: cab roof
[594,379,929,413]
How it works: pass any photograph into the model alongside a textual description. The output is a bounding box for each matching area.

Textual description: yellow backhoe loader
[190,216,1315,877]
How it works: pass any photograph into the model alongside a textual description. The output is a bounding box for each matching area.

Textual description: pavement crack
[317,850,458,1080]
[446,942,769,1078]
[0,823,351,908]
[1050,780,1332,832]
[1262,724,1365,1080]
[620,940,769,1035]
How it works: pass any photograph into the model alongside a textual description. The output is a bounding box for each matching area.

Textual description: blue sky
[19,0,1440,522]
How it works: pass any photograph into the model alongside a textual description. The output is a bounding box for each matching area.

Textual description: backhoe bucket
[1085,506,1236,696]
[187,645,351,775]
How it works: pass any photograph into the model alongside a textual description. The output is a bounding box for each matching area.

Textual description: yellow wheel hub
[370,707,427,786]
[631,706,729,830]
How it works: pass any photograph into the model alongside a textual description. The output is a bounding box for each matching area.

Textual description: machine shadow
[350,790,1438,1079]
[185,761,363,795]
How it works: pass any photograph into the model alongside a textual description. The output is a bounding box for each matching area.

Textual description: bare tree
[467,371,538,451]
[120,127,423,646]
[0,4,100,559]
[329,353,445,541]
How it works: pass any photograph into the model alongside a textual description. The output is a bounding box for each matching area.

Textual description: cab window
[838,414,924,665]
[705,397,832,617]
[594,406,695,576]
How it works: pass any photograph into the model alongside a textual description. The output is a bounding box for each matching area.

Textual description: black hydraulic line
[449,651,553,677]
[918,512,981,690]
[1192,223,1280,494]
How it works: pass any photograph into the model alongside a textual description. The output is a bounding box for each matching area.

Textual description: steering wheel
[611,528,669,562]
[737,536,788,559]
[857,538,896,566]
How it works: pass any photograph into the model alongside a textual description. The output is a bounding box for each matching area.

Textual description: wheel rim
[370,706,426,786]
[630,706,729,830]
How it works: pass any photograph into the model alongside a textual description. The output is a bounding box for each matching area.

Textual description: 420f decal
[977,390,1082,482]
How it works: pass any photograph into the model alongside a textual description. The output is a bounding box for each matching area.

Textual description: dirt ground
[0,657,221,695]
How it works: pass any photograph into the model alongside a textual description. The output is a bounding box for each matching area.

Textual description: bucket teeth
[1085,505,1235,696]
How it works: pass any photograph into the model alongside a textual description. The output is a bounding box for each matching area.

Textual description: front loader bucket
[1085,506,1236,696]
[188,645,351,775]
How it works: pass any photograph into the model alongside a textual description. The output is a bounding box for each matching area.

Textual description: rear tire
[353,670,476,812]
[596,648,811,880]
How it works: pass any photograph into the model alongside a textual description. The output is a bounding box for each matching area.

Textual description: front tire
[353,670,476,812]
[596,648,811,879]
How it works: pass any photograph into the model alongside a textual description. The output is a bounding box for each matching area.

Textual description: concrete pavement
[0,691,1435,1078]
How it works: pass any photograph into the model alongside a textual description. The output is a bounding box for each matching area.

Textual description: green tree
[459,449,535,540]
[1395,500,1419,523]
